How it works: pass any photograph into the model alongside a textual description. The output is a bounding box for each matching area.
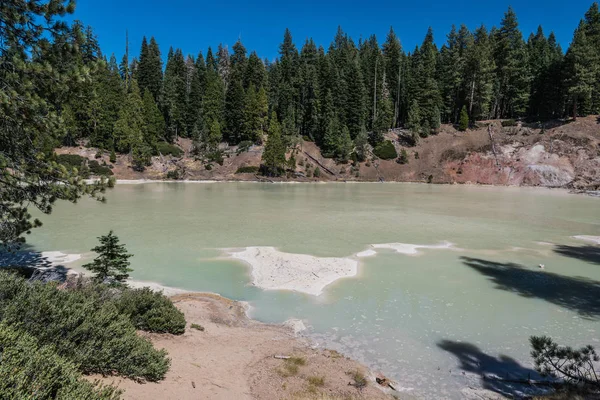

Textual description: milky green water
[26,182,600,399]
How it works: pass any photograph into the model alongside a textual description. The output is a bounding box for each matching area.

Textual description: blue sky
[69,0,596,61]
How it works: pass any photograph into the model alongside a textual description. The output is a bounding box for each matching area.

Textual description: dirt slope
[57,116,600,190]
[98,293,394,400]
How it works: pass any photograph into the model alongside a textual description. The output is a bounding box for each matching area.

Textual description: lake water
[26,182,600,399]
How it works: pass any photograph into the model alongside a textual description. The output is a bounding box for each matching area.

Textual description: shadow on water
[438,340,548,398]
[554,245,600,266]
[461,257,600,320]
[0,251,70,283]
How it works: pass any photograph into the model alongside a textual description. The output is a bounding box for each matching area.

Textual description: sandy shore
[370,241,456,255]
[573,235,600,245]
[99,293,396,400]
[228,247,359,296]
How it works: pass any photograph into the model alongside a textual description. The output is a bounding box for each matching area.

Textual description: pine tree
[113,81,146,155]
[142,89,164,148]
[565,21,597,119]
[162,48,187,140]
[244,51,267,90]
[407,99,421,144]
[82,231,133,285]
[354,125,369,162]
[138,37,163,102]
[382,27,403,127]
[262,113,286,176]
[464,25,495,120]
[458,105,469,131]
[493,7,531,118]
[224,79,246,144]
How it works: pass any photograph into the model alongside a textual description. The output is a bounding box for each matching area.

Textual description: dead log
[274,355,291,360]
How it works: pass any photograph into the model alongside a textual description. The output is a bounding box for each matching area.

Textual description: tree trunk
[469,79,475,116]
[373,58,378,126]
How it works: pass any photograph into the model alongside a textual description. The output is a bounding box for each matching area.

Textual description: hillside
[56,116,600,191]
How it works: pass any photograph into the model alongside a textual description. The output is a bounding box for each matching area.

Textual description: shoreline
[102,178,599,197]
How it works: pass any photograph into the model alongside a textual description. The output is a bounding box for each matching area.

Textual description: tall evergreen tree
[493,7,531,118]
[565,21,598,118]
[261,113,286,176]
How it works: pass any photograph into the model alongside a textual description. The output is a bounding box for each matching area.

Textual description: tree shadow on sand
[461,257,600,320]
[438,340,551,398]
[0,250,70,283]
[554,245,600,266]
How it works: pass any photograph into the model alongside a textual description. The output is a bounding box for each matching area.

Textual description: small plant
[109,149,117,163]
[95,150,103,159]
[190,323,205,332]
[278,356,306,377]
[501,119,518,127]
[307,376,325,387]
[236,165,260,174]
[427,174,434,183]
[347,370,368,390]
[414,151,419,160]
[236,140,253,155]
[458,106,469,131]
[205,164,213,171]
[397,149,409,165]
[166,170,180,180]
[313,167,321,178]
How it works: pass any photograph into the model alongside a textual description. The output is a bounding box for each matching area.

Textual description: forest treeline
[38,3,600,171]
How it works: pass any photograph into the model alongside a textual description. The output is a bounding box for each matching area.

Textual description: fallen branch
[274,355,290,360]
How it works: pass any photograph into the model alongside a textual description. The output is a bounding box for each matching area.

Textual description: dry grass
[346,370,367,390]
[190,323,204,331]
[307,375,325,387]
[278,356,307,377]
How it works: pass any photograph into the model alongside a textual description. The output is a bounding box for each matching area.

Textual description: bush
[236,140,253,155]
[56,154,86,169]
[414,151,420,160]
[313,167,321,178]
[397,149,409,164]
[235,165,260,174]
[205,164,213,171]
[373,140,398,160]
[88,160,114,176]
[166,170,181,180]
[156,142,184,157]
[0,324,121,399]
[95,150,103,159]
[501,119,518,127]
[0,273,170,382]
[458,106,469,131]
[109,149,117,163]
[191,323,204,331]
[112,287,186,335]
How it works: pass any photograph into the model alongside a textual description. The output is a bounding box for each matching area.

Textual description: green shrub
[236,140,253,155]
[191,323,204,331]
[0,273,170,382]
[112,287,186,335]
[428,174,434,183]
[156,142,184,157]
[373,140,398,160]
[235,165,260,174]
[166,170,181,180]
[458,106,469,131]
[56,154,86,169]
[109,149,117,163]
[88,160,114,176]
[397,149,409,164]
[205,164,213,170]
[95,150,103,159]
[501,119,518,127]
[0,324,121,399]
[313,167,321,178]
[414,151,420,160]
